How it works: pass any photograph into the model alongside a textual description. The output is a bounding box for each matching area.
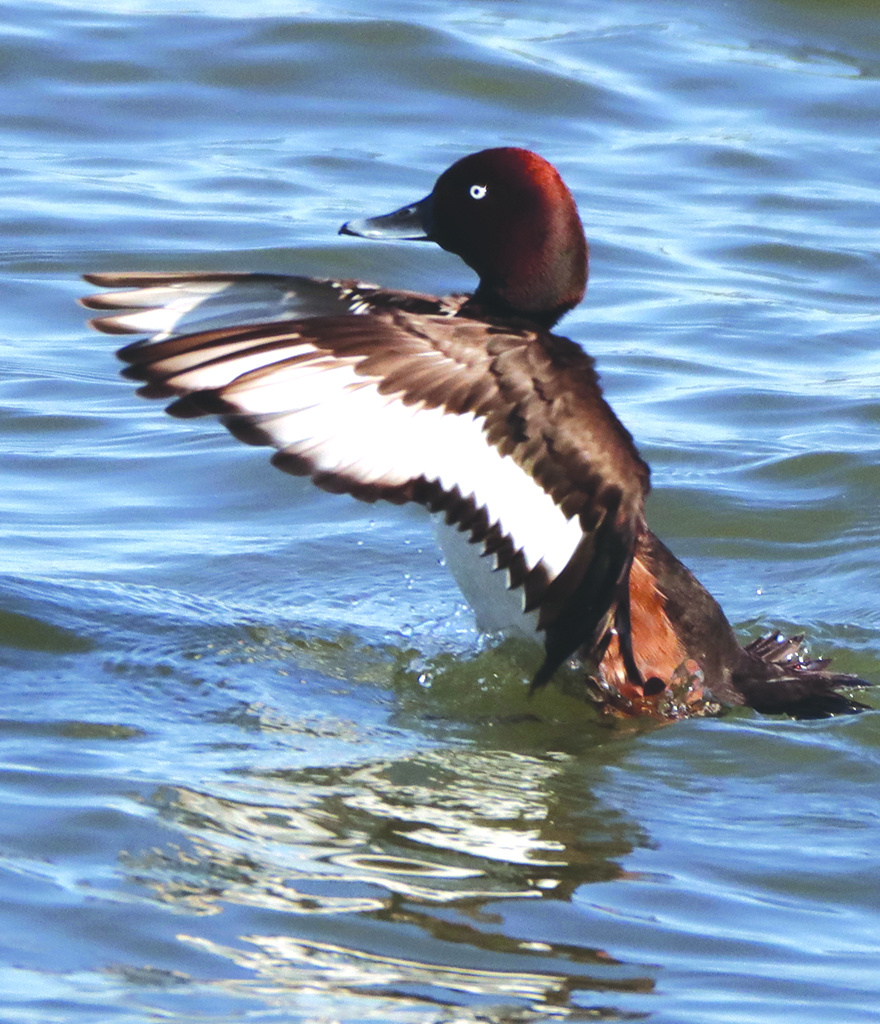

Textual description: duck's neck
[466,208,588,329]
[463,285,579,330]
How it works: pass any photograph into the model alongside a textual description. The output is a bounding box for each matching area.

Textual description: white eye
[469,184,487,200]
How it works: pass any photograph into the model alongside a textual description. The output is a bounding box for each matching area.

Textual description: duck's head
[340,147,588,328]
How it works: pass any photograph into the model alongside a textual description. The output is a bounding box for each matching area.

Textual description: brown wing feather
[92,278,649,686]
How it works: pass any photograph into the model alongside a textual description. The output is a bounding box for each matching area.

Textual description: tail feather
[738,633,872,719]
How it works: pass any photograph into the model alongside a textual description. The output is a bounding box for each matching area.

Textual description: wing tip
[89,314,151,335]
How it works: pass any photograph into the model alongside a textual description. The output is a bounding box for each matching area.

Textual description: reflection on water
[121,743,654,1019]
[179,933,655,1023]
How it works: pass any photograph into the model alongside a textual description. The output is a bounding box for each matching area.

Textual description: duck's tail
[592,531,872,720]
[733,633,872,719]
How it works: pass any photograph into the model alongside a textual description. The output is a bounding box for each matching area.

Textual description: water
[2,1,880,1021]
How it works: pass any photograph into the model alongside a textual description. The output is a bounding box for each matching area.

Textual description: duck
[81,147,870,719]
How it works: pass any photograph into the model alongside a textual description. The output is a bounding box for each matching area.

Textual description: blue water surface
[2,1,880,1022]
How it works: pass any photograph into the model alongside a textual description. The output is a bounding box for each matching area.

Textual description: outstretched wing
[81,270,458,337]
[83,272,650,686]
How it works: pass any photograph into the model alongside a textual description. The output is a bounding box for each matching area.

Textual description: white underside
[434,517,541,641]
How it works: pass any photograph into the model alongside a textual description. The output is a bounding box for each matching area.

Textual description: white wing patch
[155,342,313,393]
[153,342,585,581]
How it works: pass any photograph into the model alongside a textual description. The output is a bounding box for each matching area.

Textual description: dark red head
[341,148,588,328]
